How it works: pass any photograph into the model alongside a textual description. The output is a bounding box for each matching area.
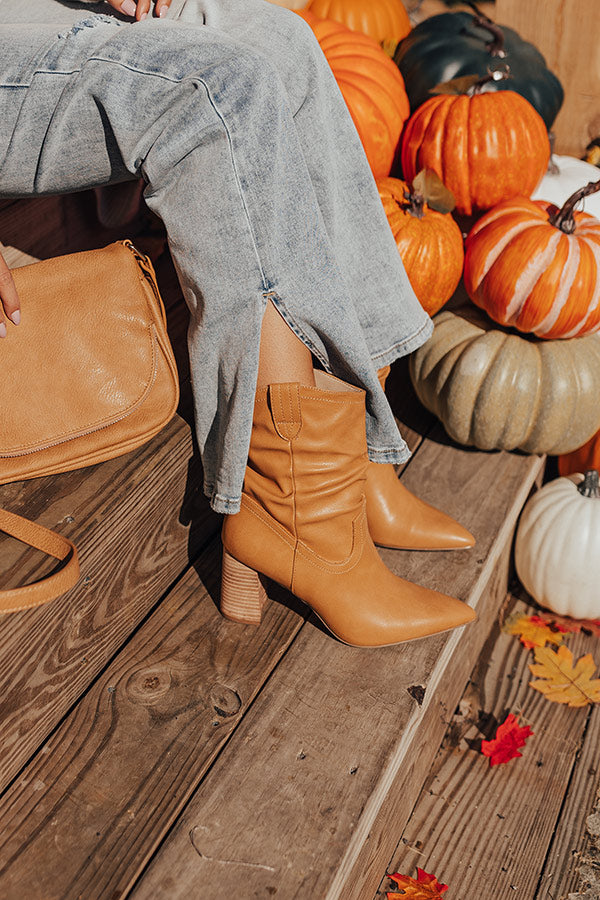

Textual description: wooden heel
[220,548,267,625]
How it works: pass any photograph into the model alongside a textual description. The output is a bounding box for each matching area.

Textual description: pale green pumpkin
[409,302,600,455]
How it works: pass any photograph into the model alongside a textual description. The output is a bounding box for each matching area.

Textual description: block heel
[220,547,267,625]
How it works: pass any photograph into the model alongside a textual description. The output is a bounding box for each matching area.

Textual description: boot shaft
[243,372,368,562]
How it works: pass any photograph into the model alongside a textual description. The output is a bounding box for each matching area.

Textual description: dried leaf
[429,74,481,96]
[537,612,600,637]
[503,613,565,649]
[412,169,456,214]
[529,645,600,707]
[480,712,533,766]
[387,868,449,899]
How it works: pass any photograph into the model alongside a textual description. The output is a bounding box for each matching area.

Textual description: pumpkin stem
[548,179,600,234]
[403,188,425,220]
[468,65,511,95]
[463,2,507,57]
[577,470,600,499]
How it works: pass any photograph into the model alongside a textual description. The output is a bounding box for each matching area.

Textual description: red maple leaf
[480,712,534,766]
[387,867,449,898]
[537,612,600,636]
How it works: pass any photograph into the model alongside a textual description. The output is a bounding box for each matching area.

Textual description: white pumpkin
[532,155,600,219]
[515,470,600,619]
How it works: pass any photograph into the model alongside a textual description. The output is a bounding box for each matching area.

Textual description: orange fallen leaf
[387,868,448,898]
[480,712,533,766]
[529,645,600,707]
[503,613,565,649]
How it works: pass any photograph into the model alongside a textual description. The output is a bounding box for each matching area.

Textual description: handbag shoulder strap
[0,509,79,613]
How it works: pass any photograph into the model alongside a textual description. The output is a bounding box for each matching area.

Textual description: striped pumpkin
[400,91,550,217]
[298,11,410,178]
[464,196,600,339]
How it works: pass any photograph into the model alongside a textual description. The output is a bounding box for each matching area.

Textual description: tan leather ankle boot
[366,366,475,551]
[221,372,476,647]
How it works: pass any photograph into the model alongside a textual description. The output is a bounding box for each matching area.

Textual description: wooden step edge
[326,452,545,900]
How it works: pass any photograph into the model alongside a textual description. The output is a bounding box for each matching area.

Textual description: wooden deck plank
[126,438,544,900]
[0,542,308,900]
[376,593,596,899]
[536,680,600,898]
[0,413,219,795]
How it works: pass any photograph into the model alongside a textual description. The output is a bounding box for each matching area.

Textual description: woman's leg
[257,302,315,390]
[0,16,407,512]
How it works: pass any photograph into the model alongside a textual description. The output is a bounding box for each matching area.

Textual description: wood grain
[0,414,219,794]
[127,437,544,900]
[536,694,600,898]
[0,542,307,900]
[496,0,600,157]
[377,594,597,899]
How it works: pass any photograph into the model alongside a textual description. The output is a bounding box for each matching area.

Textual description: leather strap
[269,383,302,441]
[0,508,79,613]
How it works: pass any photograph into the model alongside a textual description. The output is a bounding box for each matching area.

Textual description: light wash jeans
[0,0,432,513]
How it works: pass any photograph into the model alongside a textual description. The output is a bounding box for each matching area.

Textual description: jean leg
[0,18,419,511]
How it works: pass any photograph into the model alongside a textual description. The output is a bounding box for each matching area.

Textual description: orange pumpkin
[298,10,410,178]
[400,89,550,216]
[559,430,600,477]
[377,176,464,315]
[463,187,600,339]
[307,0,411,44]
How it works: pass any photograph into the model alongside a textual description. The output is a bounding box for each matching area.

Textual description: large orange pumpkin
[400,89,550,216]
[307,0,411,45]
[559,430,600,477]
[377,176,464,314]
[298,10,410,178]
[463,187,600,339]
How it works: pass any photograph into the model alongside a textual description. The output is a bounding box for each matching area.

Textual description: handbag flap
[2,243,166,456]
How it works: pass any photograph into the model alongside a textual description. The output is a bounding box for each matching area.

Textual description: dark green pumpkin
[394,12,564,129]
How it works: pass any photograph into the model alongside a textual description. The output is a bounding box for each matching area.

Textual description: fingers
[0,252,20,339]
[136,0,151,19]
[154,0,172,17]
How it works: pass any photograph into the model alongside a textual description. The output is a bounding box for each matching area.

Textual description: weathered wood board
[497,0,600,158]
[125,438,544,900]
[0,543,308,900]
[376,591,599,898]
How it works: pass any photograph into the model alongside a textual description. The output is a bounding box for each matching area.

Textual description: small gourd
[515,470,600,619]
[377,171,463,315]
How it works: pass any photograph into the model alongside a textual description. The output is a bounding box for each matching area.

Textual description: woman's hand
[105,0,172,21]
[0,249,20,339]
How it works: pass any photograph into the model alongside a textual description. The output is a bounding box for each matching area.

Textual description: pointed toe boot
[367,366,475,552]
[220,372,476,648]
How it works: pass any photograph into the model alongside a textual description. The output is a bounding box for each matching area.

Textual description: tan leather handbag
[0,240,180,613]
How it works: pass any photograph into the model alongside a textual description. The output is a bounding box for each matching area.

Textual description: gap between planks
[377,591,600,899]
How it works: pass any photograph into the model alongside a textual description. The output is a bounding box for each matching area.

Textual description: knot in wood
[126,666,172,705]
[209,683,242,718]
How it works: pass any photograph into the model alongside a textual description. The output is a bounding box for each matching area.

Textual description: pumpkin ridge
[338,80,396,148]
[574,238,600,336]
[465,217,543,296]
[334,66,407,116]
[534,237,583,337]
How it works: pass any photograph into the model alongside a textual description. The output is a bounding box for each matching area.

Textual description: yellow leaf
[504,613,564,649]
[529,645,600,707]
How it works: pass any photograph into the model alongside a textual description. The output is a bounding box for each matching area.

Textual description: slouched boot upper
[222,372,476,647]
